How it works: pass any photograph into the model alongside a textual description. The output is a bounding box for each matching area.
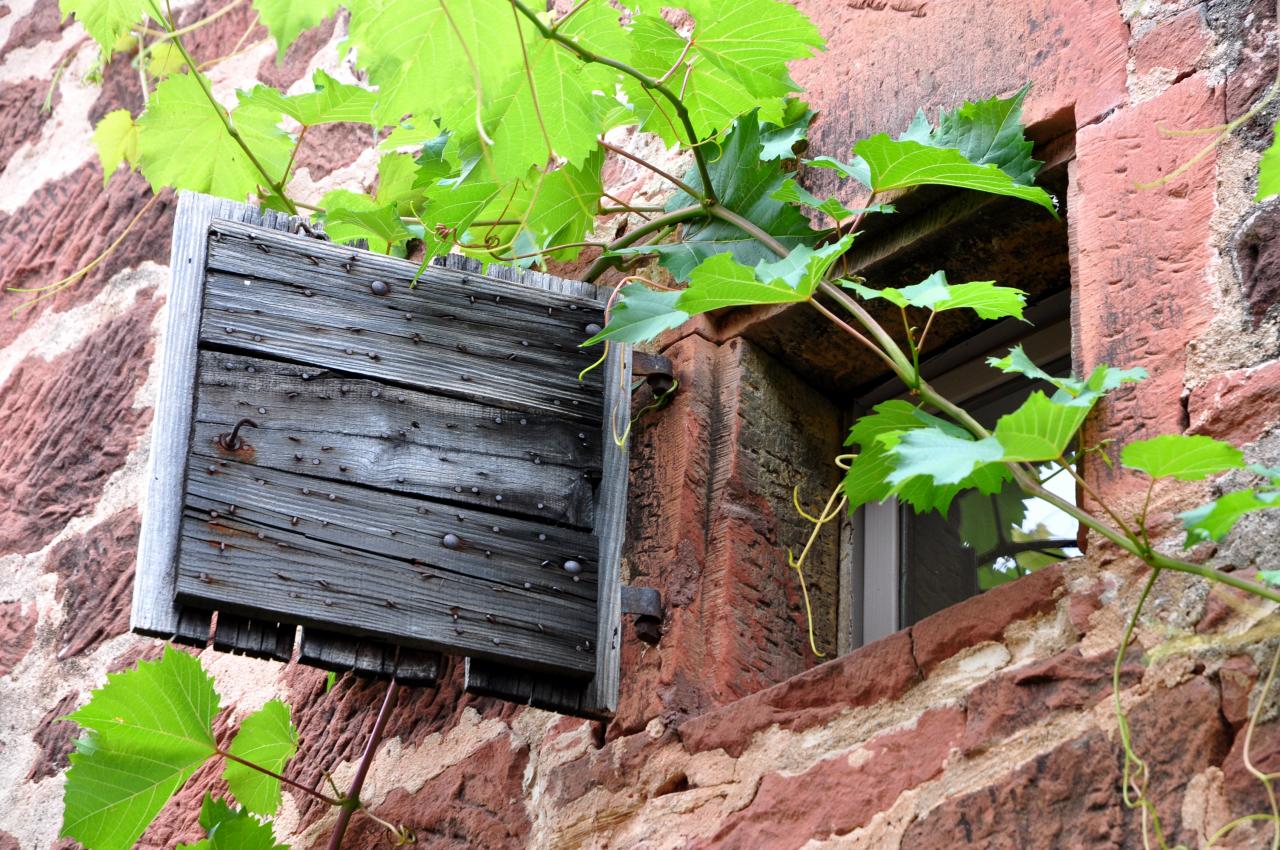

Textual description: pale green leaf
[224,700,297,815]
[887,427,1005,486]
[753,234,854,295]
[1122,435,1246,481]
[146,41,186,78]
[677,253,805,314]
[855,135,1058,216]
[62,646,219,850]
[621,0,821,144]
[60,0,157,50]
[987,346,1146,404]
[1181,489,1280,546]
[374,152,422,210]
[993,391,1090,462]
[252,0,340,60]
[137,73,294,202]
[320,190,411,253]
[933,280,1027,320]
[583,284,687,345]
[93,109,139,187]
[1257,117,1280,202]
[241,71,378,127]
[177,796,288,850]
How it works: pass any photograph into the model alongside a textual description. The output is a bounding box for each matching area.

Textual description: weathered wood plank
[192,351,599,527]
[175,459,598,674]
[182,456,599,600]
[212,614,295,661]
[298,629,440,685]
[133,193,306,642]
[463,271,630,718]
[200,273,603,424]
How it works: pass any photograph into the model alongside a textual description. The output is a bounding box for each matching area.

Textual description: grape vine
[45,0,1280,847]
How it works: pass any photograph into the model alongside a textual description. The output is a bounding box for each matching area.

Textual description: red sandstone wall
[3,1,1280,848]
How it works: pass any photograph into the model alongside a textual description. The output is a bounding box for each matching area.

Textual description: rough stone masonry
[3,0,1280,847]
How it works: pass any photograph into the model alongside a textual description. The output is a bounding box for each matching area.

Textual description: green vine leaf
[992,391,1090,462]
[987,346,1147,404]
[643,111,818,280]
[622,1,822,144]
[320,190,413,254]
[806,154,871,187]
[912,84,1041,185]
[1181,489,1280,546]
[178,796,288,850]
[759,100,814,160]
[1122,435,1246,481]
[62,646,220,850]
[854,134,1057,216]
[59,0,157,50]
[848,270,1027,320]
[93,109,139,187]
[885,427,1005,486]
[137,73,294,201]
[224,700,297,816]
[582,284,687,346]
[770,178,895,221]
[1257,117,1280,202]
[241,71,379,127]
[251,0,341,61]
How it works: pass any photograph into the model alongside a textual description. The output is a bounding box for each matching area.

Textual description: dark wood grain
[175,459,598,674]
[212,614,295,661]
[202,223,606,422]
[298,629,440,685]
[193,350,599,527]
[134,193,306,648]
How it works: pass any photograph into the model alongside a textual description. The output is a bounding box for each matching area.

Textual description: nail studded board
[131,192,629,718]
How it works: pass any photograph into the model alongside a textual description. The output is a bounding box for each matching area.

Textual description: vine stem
[708,194,1280,607]
[216,750,343,807]
[325,678,399,850]
[161,11,297,215]
[509,0,717,203]
[582,204,708,282]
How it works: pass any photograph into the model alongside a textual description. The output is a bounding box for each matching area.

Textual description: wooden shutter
[132,192,628,717]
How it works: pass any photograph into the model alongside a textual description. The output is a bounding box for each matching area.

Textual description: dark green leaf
[925,85,1041,185]
[583,284,687,346]
[770,178,894,221]
[759,100,814,160]
[658,111,818,280]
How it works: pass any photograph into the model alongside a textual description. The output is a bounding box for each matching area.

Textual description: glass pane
[900,463,1080,625]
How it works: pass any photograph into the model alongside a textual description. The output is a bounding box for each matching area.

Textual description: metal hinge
[621,585,663,645]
